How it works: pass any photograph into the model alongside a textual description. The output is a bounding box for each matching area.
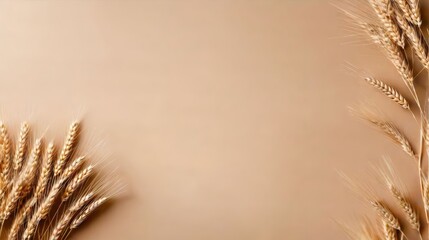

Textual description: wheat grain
[54,121,79,177]
[364,77,409,109]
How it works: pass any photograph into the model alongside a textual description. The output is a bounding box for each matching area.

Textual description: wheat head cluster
[338,0,429,239]
[0,120,118,240]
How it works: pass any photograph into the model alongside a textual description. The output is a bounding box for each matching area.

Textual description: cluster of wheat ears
[0,120,118,240]
[337,0,429,239]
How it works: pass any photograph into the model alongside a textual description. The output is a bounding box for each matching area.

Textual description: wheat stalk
[423,180,429,212]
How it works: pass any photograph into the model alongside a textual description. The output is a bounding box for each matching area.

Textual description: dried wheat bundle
[339,0,429,239]
[0,120,120,239]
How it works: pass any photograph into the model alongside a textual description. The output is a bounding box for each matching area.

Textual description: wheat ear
[395,12,429,68]
[23,156,85,239]
[62,165,93,202]
[50,192,95,240]
[364,77,409,109]
[389,185,420,230]
[371,201,401,229]
[1,138,42,220]
[35,142,55,199]
[0,122,11,186]
[382,220,398,240]
[363,24,413,84]
[408,0,422,26]
[70,197,108,229]
[54,121,79,177]
[13,122,29,174]
[356,112,415,158]
[369,0,404,47]
[8,198,36,240]
[393,0,413,23]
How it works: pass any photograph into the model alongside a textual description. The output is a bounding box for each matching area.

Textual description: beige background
[0,0,421,239]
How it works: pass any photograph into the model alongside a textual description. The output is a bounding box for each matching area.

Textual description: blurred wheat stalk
[337,0,429,239]
[0,121,120,240]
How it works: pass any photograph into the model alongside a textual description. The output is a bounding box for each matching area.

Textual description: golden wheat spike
[54,121,80,177]
[370,201,401,230]
[13,122,29,174]
[368,0,404,47]
[62,165,93,202]
[0,122,11,186]
[70,197,109,229]
[35,142,55,199]
[364,77,410,109]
